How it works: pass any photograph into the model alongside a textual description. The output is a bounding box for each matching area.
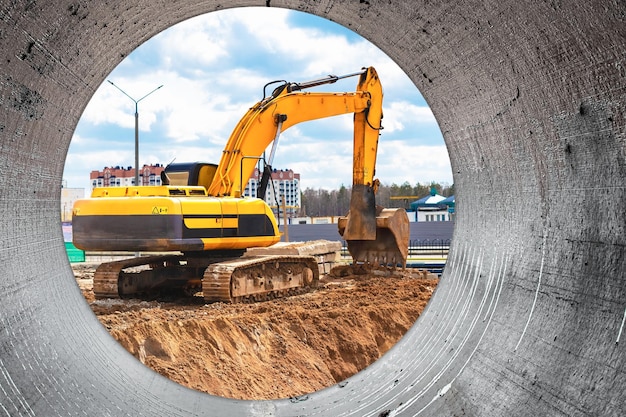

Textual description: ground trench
[75,263,438,400]
[0,1,624,416]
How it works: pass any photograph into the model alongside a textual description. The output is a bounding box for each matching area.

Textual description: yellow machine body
[73,186,280,252]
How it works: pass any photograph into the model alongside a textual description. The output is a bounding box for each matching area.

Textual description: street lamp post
[108,80,163,186]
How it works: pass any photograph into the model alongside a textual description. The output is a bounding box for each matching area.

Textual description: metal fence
[408,239,451,257]
[341,239,451,258]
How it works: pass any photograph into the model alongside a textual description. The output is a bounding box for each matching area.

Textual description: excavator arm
[207,67,383,199]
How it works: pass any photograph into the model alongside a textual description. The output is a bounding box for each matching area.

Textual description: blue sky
[63,7,451,193]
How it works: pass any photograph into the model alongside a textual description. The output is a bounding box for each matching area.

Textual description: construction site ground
[72,261,438,401]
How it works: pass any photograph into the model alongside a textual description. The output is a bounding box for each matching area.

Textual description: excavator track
[202,255,320,303]
[93,252,322,302]
[93,254,187,299]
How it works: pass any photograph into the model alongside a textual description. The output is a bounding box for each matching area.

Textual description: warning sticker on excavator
[152,206,168,214]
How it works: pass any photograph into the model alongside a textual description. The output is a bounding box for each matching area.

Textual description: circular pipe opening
[1,1,623,416]
[63,8,451,401]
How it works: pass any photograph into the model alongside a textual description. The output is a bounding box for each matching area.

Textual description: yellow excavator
[72,67,409,303]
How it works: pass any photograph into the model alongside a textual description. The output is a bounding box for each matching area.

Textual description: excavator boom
[206,68,378,198]
[207,90,372,197]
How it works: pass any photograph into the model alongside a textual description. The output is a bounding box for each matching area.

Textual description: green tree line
[298,181,454,217]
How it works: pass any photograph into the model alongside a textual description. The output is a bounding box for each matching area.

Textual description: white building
[243,168,301,216]
[60,183,85,222]
[410,189,455,222]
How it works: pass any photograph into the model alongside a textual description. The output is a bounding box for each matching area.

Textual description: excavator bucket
[338,205,410,268]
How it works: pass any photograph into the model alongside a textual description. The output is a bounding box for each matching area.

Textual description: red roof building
[90,164,165,188]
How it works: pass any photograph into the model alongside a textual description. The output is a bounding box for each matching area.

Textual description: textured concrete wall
[0,1,624,416]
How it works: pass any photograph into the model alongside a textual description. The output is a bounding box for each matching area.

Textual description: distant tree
[336,185,350,215]
[376,184,390,207]
[442,183,454,197]
[399,181,413,196]
[320,189,331,215]
[413,182,430,198]
[299,181,454,217]
[301,188,320,216]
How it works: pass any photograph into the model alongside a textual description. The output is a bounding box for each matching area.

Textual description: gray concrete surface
[280,221,454,242]
[0,1,624,416]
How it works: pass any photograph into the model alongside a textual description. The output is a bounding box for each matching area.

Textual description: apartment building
[90,164,165,188]
[243,168,301,216]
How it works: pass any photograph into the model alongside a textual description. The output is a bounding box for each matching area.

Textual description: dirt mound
[73,263,437,400]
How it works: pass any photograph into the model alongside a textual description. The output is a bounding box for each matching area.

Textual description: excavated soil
[72,262,438,400]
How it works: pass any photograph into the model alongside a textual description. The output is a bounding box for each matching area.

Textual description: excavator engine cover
[338,206,410,268]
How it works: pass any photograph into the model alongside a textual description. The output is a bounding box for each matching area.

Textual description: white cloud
[269,131,451,190]
[383,101,438,133]
[65,134,132,166]
[157,77,241,143]
[81,77,164,131]
[376,142,452,186]
[64,134,133,190]
[65,8,450,193]
[155,14,230,70]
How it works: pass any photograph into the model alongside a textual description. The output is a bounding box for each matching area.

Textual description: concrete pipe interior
[0,1,624,416]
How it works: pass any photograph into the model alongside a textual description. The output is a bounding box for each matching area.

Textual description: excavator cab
[160,162,218,188]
